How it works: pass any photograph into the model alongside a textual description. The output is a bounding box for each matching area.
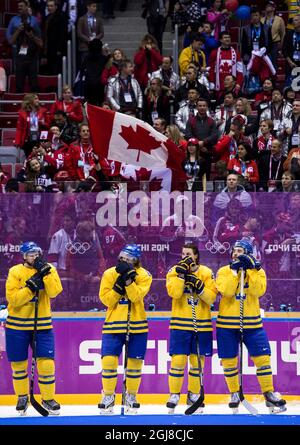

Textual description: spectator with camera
[6,0,42,92]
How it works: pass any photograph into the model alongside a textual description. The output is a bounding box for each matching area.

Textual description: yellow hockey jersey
[216,266,267,329]
[5,263,63,331]
[99,266,152,334]
[166,265,217,332]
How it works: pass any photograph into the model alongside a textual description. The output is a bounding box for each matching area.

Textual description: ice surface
[0,402,299,418]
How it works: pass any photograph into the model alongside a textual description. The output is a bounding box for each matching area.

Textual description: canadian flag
[86,104,186,191]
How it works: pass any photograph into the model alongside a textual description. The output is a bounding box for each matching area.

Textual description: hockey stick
[121,299,131,415]
[238,268,258,416]
[30,291,49,417]
[185,289,205,415]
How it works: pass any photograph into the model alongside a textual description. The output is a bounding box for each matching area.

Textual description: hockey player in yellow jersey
[5,241,63,415]
[165,243,218,413]
[216,238,287,414]
[98,244,152,414]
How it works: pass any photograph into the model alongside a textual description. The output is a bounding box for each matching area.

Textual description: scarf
[215,47,237,91]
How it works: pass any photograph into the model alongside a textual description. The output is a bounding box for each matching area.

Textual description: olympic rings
[205,240,231,254]
[65,242,91,254]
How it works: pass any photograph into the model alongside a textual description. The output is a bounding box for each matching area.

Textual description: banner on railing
[1,318,300,396]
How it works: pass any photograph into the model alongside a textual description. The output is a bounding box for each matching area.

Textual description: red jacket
[15,108,49,147]
[134,48,163,89]
[254,90,272,104]
[43,145,83,180]
[69,141,96,180]
[100,64,119,86]
[49,99,83,124]
[214,134,250,163]
[227,158,259,183]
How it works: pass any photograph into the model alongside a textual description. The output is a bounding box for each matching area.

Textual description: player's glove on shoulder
[33,257,51,277]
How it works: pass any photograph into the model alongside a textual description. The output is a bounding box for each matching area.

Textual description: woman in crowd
[227,142,259,191]
[50,85,83,124]
[182,138,207,191]
[143,77,170,124]
[15,94,49,158]
[22,157,52,192]
[134,34,163,90]
[101,48,126,87]
[235,97,258,140]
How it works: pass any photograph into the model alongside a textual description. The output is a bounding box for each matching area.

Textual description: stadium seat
[0,112,18,128]
[1,128,16,145]
[0,58,12,76]
[8,75,60,93]
[0,162,13,177]
[0,146,20,163]
[7,0,19,12]
[14,162,24,176]
[0,27,11,58]
[7,75,30,93]
[38,75,60,93]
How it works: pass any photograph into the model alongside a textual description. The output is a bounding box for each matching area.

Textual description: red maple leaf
[135,168,163,191]
[119,125,162,162]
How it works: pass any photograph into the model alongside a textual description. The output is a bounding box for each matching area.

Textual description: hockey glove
[113,275,126,296]
[238,254,256,270]
[230,254,255,271]
[248,254,261,270]
[123,268,137,285]
[185,274,204,295]
[26,273,44,293]
[175,256,195,276]
[33,257,51,277]
[230,258,243,271]
[115,260,132,275]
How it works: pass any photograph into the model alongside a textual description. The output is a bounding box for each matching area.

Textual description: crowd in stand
[1,0,300,193]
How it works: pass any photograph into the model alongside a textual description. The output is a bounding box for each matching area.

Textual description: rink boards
[1,312,300,404]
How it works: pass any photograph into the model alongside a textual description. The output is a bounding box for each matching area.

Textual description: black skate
[264,391,287,414]
[229,392,240,414]
[186,391,205,414]
[98,393,115,414]
[16,395,29,416]
[166,393,180,414]
[42,399,61,415]
[125,392,140,414]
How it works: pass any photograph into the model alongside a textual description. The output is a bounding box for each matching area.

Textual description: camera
[22,20,33,33]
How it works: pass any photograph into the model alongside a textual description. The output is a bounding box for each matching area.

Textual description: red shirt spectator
[50,85,83,123]
[227,141,259,187]
[100,48,125,86]
[15,94,49,156]
[134,34,163,90]
[43,144,83,180]
[214,117,249,163]
[70,124,96,179]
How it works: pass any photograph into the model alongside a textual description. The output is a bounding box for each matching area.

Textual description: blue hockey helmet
[20,241,42,256]
[231,238,253,256]
[119,244,141,261]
